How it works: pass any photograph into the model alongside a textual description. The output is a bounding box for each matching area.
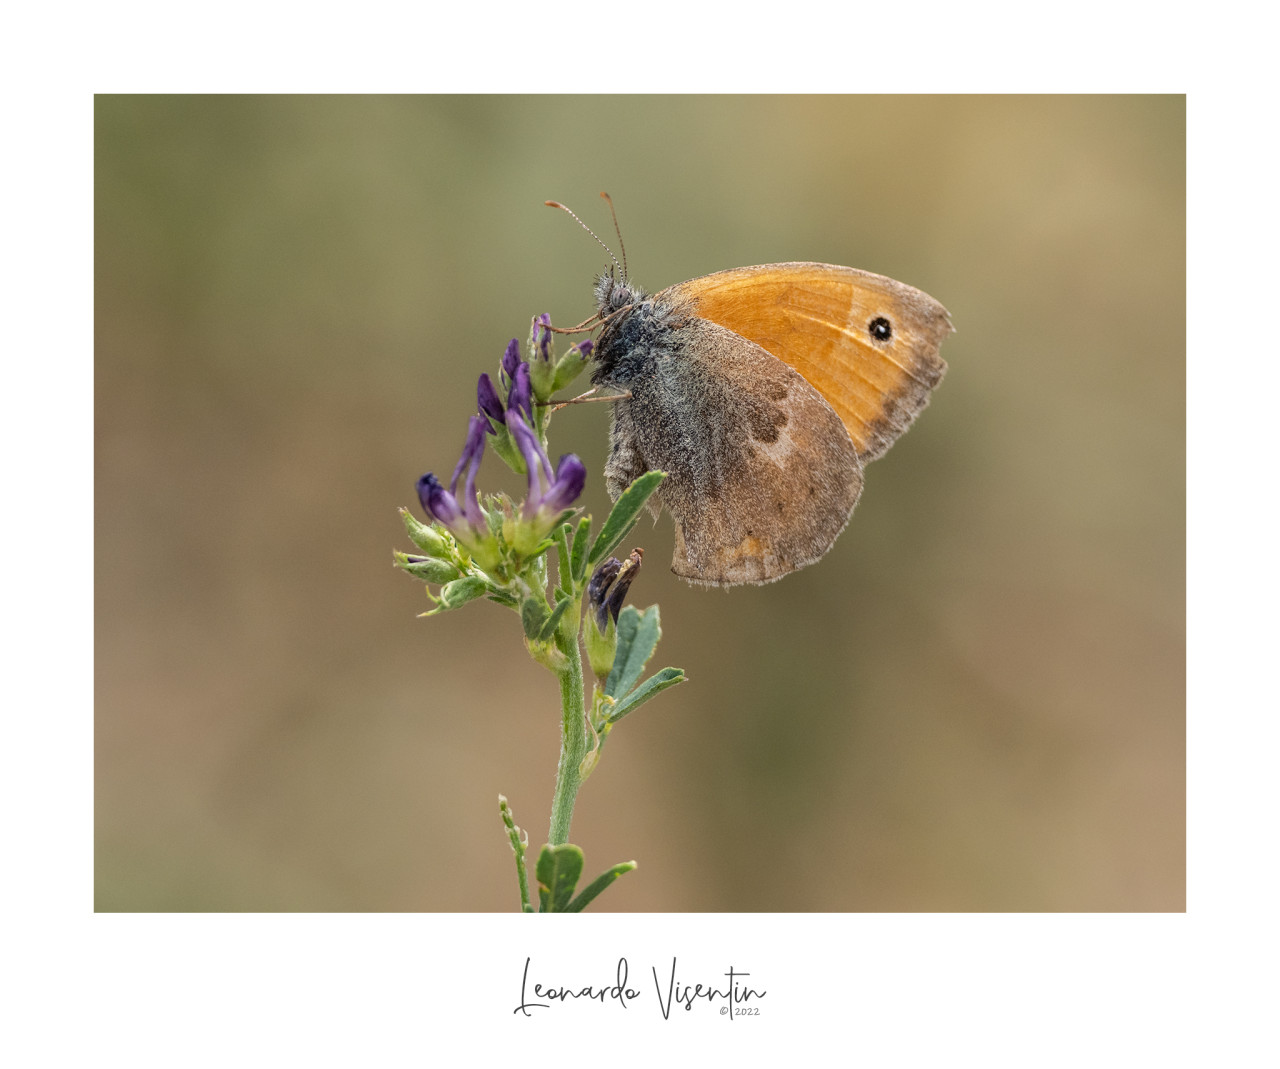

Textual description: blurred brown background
[95,96,1184,911]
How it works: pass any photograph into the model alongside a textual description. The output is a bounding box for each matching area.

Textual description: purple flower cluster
[415,332,586,562]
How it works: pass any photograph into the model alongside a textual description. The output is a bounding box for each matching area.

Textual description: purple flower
[417,415,488,539]
[574,339,594,359]
[501,338,521,385]
[476,373,505,429]
[478,350,531,433]
[506,410,585,521]
[533,313,552,361]
[545,453,587,512]
[507,362,533,424]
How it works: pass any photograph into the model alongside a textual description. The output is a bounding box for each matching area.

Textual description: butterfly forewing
[666,263,951,462]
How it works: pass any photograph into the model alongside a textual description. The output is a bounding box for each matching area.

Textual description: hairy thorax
[591,275,693,389]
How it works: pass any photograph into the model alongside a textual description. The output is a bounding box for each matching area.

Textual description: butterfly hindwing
[604,315,863,586]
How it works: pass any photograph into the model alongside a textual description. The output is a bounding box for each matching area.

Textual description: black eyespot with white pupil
[868,316,893,342]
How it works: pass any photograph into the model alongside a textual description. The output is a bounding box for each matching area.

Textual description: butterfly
[553,201,952,586]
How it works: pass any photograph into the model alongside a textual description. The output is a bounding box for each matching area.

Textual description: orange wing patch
[667,263,952,462]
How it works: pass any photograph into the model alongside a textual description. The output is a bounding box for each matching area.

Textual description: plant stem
[547,627,587,845]
[498,795,534,912]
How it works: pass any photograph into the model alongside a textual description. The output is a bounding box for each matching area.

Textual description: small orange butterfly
[552,197,952,587]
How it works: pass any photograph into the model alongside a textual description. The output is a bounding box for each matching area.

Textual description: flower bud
[528,313,557,400]
[500,338,522,386]
[395,552,462,584]
[553,338,593,393]
[400,508,449,557]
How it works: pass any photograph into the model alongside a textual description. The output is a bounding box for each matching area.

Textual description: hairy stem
[547,627,587,845]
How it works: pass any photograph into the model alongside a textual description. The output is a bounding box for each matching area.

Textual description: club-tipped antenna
[545,200,624,277]
[599,191,628,279]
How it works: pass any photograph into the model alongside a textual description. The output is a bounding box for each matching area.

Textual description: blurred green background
[95,96,1184,911]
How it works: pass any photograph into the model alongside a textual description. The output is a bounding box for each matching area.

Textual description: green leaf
[536,844,584,913]
[605,604,661,699]
[589,471,666,565]
[538,596,573,642]
[564,860,637,912]
[606,667,686,723]
[570,516,592,584]
[439,575,489,610]
[554,524,573,588]
[520,597,550,639]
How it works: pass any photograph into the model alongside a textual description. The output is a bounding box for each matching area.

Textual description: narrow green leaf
[554,523,573,589]
[605,604,661,699]
[606,668,686,723]
[439,575,488,610]
[570,516,592,584]
[521,597,550,639]
[538,596,573,641]
[589,471,666,565]
[536,844,584,913]
[564,860,637,913]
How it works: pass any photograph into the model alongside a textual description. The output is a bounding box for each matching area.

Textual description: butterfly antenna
[599,191,628,279]
[545,200,624,278]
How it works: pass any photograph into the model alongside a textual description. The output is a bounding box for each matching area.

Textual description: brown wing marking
[613,315,863,585]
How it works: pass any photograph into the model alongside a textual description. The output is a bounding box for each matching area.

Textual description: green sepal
[564,860,637,913]
[484,498,508,538]
[438,575,489,610]
[485,590,520,608]
[605,667,685,724]
[536,843,584,912]
[393,551,462,585]
[552,346,591,393]
[589,471,666,565]
[538,596,573,642]
[570,516,592,584]
[585,614,617,680]
[521,597,550,640]
[605,604,661,699]
[399,508,449,557]
[529,357,557,402]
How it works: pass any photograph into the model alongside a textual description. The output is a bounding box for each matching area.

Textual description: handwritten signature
[514,957,766,1018]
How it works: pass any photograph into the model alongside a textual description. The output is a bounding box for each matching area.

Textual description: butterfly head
[594,271,646,318]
